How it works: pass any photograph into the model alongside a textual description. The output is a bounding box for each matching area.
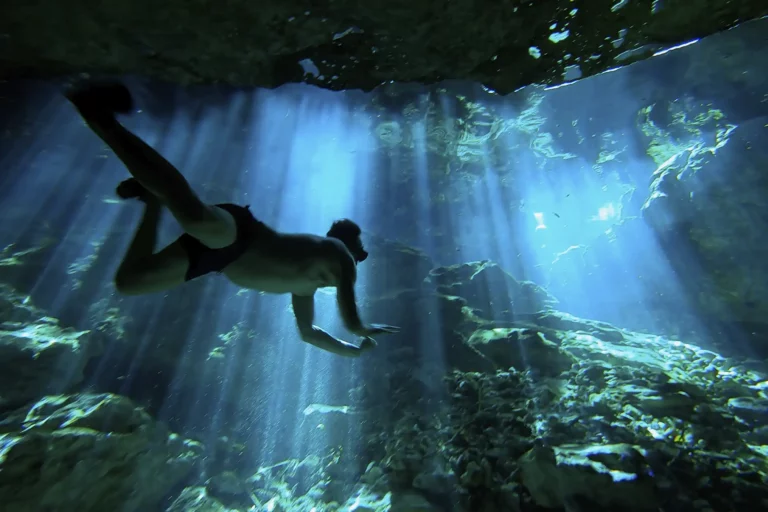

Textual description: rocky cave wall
[1,0,767,93]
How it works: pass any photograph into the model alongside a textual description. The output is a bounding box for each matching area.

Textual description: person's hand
[359,336,378,352]
[364,323,401,336]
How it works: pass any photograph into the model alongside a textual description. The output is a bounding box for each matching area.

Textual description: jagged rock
[519,444,657,510]
[339,487,391,512]
[0,287,102,410]
[166,487,232,512]
[560,331,669,372]
[366,287,494,372]
[533,310,626,342]
[2,1,766,93]
[233,454,362,510]
[442,317,768,509]
[627,385,699,419]
[727,397,768,426]
[0,393,203,512]
[465,327,575,376]
[744,426,768,445]
[357,305,768,511]
[426,261,557,320]
[368,262,563,373]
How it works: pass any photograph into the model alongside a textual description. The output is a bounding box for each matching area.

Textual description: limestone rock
[727,397,768,426]
[363,309,768,511]
[0,393,203,512]
[365,287,495,373]
[533,310,627,342]
[519,443,657,510]
[166,487,234,512]
[427,260,558,320]
[0,286,101,410]
[338,487,392,512]
[2,1,766,93]
[466,327,575,376]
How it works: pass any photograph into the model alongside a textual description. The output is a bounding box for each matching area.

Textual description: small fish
[553,212,560,218]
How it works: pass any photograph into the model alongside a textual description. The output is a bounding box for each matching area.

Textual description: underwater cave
[1,3,768,512]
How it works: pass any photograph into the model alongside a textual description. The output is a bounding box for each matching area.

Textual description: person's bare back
[224,232,343,296]
[65,81,400,358]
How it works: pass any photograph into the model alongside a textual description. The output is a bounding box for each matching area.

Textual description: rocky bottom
[175,319,768,512]
[3,306,767,511]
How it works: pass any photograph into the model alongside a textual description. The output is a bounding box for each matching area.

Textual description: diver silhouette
[66,83,399,357]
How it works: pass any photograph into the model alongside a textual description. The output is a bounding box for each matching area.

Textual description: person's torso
[223,232,341,295]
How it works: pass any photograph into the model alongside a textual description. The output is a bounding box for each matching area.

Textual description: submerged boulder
[0,393,203,512]
[465,327,574,376]
[426,260,558,321]
[364,259,570,374]
[519,443,657,510]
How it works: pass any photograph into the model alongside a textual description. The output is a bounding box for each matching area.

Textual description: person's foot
[116,178,152,202]
[65,82,134,120]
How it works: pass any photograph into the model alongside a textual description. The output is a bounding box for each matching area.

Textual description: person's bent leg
[114,197,189,295]
[68,83,236,249]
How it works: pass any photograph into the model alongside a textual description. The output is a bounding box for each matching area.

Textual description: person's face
[353,236,368,263]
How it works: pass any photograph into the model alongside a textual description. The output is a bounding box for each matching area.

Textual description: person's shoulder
[317,236,355,266]
[275,232,353,267]
[318,236,348,255]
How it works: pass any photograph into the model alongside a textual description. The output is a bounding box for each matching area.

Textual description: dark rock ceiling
[1,1,766,93]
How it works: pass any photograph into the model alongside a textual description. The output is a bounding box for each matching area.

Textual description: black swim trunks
[177,203,269,281]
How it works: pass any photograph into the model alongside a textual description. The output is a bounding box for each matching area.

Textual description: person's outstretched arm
[292,293,370,357]
[336,255,400,337]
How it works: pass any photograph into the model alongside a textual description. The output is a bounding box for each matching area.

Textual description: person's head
[327,219,368,263]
